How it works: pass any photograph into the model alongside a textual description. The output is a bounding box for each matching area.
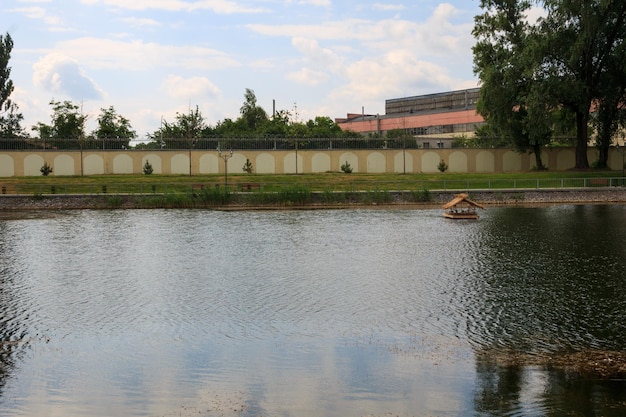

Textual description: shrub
[106,196,122,208]
[197,187,231,205]
[437,159,448,173]
[40,162,53,176]
[143,160,153,175]
[244,185,311,206]
[341,161,353,173]
[242,158,253,174]
[410,189,431,202]
[359,188,392,204]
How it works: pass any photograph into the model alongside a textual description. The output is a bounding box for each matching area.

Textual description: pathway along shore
[1,188,626,211]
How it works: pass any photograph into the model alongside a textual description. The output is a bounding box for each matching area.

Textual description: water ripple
[1,208,625,416]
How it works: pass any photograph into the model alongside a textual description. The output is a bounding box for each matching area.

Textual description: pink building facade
[336,88,485,148]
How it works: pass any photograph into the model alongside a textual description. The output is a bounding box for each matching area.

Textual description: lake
[0,206,625,416]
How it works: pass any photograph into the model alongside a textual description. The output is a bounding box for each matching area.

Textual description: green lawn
[0,171,621,195]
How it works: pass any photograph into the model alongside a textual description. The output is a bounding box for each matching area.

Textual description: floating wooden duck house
[442,193,485,219]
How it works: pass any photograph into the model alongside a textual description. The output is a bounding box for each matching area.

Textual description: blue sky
[4,0,484,137]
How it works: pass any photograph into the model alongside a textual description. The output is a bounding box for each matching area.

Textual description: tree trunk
[533,143,545,170]
[598,131,611,168]
[575,111,590,169]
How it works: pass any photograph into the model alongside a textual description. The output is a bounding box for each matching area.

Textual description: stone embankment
[1,188,626,211]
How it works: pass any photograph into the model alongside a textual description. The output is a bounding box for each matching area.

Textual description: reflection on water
[0,206,624,416]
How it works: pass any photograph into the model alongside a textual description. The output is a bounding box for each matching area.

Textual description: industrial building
[335,88,485,148]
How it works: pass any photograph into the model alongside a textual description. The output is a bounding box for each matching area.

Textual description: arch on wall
[284,152,304,174]
[556,149,575,170]
[476,151,495,173]
[256,153,275,174]
[113,154,133,174]
[339,152,358,172]
[53,154,75,176]
[366,152,386,173]
[421,152,440,173]
[199,154,218,174]
[0,155,14,177]
[24,154,45,176]
[84,155,104,175]
[171,154,189,175]
[449,151,468,173]
[502,151,522,172]
[393,151,413,173]
[229,154,247,175]
[142,154,162,174]
[311,153,331,173]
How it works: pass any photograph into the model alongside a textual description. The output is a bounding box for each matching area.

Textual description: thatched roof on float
[442,193,485,210]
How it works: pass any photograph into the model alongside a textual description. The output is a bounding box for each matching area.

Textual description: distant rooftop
[385,88,481,115]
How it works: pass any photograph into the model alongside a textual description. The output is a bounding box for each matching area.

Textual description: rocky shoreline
[1,188,626,211]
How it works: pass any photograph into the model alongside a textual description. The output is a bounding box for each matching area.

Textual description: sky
[3,0,485,139]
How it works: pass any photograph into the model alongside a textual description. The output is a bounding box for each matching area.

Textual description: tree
[32,100,87,149]
[258,109,291,137]
[0,32,15,125]
[536,1,626,168]
[239,88,268,131]
[93,106,136,149]
[305,116,344,138]
[0,32,26,147]
[473,0,553,169]
[474,1,626,169]
[151,105,207,149]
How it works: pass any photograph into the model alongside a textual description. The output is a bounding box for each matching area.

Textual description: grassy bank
[0,170,621,196]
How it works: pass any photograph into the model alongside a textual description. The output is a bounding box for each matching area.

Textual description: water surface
[0,206,625,416]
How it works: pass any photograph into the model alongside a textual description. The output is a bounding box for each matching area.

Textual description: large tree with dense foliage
[93,106,136,149]
[537,0,626,168]
[473,0,554,169]
[474,0,626,169]
[32,100,87,149]
[150,106,207,149]
[239,88,268,132]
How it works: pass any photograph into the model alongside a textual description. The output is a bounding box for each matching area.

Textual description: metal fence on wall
[0,137,425,151]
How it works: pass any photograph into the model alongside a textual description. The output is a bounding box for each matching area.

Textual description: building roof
[442,193,485,210]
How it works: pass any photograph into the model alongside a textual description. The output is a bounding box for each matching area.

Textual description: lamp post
[615,140,625,187]
[217,146,233,188]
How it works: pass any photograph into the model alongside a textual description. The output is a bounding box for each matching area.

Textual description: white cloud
[298,0,330,6]
[80,0,267,14]
[372,3,405,11]
[119,17,162,28]
[330,50,459,104]
[33,53,105,100]
[287,68,328,85]
[162,75,221,100]
[246,19,380,41]
[48,37,240,71]
[291,37,342,71]
[8,5,63,26]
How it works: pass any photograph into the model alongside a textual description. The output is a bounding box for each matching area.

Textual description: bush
[143,160,153,175]
[197,187,231,205]
[40,161,53,176]
[361,188,392,204]
[244,185,312,206]
[410,189,431,202]
[437,159,448,173]
[341,161,353,173]
[242,158,253,174]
